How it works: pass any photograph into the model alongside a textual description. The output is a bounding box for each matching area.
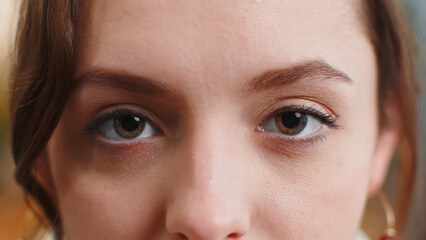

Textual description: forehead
[75,0,373,91]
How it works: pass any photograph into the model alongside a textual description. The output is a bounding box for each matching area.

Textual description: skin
[44,0,399,239]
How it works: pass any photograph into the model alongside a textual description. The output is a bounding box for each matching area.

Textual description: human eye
[260,105,339,139]
[81,107,159,142]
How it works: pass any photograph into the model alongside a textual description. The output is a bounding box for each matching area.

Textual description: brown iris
[113,115,145,139]
[275,112,308,135]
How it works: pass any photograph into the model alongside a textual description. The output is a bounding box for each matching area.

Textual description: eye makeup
[257,102,341,148]
[267,105,340,129]
[80,97,341,154]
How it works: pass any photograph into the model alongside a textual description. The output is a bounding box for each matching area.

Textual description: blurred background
[0,1,22,239]
[0,1,26,240]
[0,0,425,239]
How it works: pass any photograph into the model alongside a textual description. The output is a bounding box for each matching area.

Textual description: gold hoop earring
[378,190,398,240]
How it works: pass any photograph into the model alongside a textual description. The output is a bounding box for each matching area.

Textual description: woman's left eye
[261,107,336,137]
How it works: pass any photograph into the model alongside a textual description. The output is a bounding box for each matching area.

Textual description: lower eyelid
[259,123,326,137]
[257,130,329,151]
[93,135,163,153]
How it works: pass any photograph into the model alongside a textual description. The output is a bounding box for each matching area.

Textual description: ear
[34,150,59,207]
[367,96,400,197]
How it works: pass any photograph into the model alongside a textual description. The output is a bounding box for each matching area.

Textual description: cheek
[258,152,373,239]
[256,114,378,238]
[54,174,164,240]
[46,116,167,239]
[45,79,379,240]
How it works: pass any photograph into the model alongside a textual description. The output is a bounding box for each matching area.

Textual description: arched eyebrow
[245,60,352,93]
[73,68,172,96]
[73,60,352,96]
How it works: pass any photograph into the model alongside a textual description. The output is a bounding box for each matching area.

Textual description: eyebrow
[74,68,171,96]
[74,60,352,96]
[245,60,352,92]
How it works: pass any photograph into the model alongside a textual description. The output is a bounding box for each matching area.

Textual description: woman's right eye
[82,108,159,142]
[99,114,157,141]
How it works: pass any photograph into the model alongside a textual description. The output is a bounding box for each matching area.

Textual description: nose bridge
[165,114,250,239]
[178,109,240,191]
[188,118,231,190]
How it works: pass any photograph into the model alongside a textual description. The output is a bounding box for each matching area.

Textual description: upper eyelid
[81,107,158,136]
[261,104,335,124]
[273,105,326,116]
[255,96,332,122]
[96,109,150,123]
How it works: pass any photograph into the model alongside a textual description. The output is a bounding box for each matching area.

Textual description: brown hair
[10,0,419,239]
[362,0,419,231]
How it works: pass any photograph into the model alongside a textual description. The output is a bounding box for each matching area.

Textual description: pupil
[121,115,141,132]
[281,112,303,129]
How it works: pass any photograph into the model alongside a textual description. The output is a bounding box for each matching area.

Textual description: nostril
[227,232,240,238]
[174,231,241,240]
[175,232,189,240]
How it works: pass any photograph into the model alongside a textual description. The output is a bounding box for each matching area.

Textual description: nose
[165,124,250,240]
[166,201,249,240]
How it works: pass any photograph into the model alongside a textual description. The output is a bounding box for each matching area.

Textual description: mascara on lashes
[81,109,152,136]
[81,104,340,137]
[267,105,340,129]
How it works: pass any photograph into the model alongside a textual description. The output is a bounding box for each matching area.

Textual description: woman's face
[45,0,398,239]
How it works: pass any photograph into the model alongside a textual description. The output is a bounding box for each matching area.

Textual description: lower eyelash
[283,132,327,146]
[259,131,329,154]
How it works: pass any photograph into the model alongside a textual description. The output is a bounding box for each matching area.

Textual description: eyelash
[81,108,157,136]
[81,104,340,147]
[257,104,340,148]
[268,104,340,129]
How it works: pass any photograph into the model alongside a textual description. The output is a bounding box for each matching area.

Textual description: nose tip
[166,203,249,240]
[164,167,251,240]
